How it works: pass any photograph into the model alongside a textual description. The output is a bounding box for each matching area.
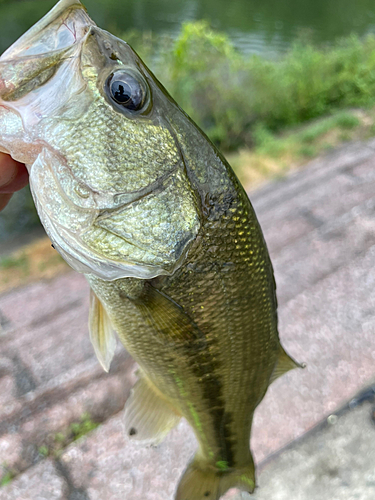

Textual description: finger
[0,155,29,193]
[0,153,20,186]
[0,193,13,211]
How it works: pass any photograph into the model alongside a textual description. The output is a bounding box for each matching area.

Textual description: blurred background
[1,1,375,499]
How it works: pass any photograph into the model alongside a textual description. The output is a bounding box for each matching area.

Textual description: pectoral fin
[124,370,181,444]
[133,282,206,349]
[88,290,117,372]
[269,345,304,384]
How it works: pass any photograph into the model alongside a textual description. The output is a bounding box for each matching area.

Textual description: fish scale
[41,101,180,192]
[0,1,301,498]
[155,188,279,453]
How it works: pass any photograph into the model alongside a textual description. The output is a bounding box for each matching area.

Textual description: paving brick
[251,141,375,214]
[0,459,66,500]
[252,243,375,461]
[0,270,135,483]
[248,399,375,500]
[0,374,19,415]
[58,415,191,500]
[0,352,134,482]
[252,142,375,254]
[2,141,375,499]
[0,272,87,335]
[271,196,375,305]
[59,415,248,500]
[0,433,22,471]
[12,302,91,385]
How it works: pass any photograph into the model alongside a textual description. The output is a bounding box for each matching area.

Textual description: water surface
[1,0,375,56]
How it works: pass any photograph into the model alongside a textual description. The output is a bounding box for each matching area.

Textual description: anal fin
[124,371,181,444]
[269,345,304,384]
[89,290,117,372]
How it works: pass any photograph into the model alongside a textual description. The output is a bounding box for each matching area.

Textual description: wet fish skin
[0,1,301,499]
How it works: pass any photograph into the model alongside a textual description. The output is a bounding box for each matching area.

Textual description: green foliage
[252,111,363,159]
[0,471,15,487]
[334,112,360,129]
[70,413,99,441]
[246,35,375,132]
[0,253,28,272]
[124,21,251,149]
[123,24,375,149]
[122,29,173,64]
[54,432,65,443]
[163,21,252,149]
[34,413,100,461]
[38,445,49,458]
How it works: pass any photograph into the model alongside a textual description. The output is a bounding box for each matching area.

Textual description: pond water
[1,0,375,57]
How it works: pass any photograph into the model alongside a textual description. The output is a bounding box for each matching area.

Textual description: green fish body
[0,1,300,498]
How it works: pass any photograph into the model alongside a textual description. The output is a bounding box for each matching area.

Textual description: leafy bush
[124,22,253,149]
[246,35,375,131]
[123,24,375,149]
[162,21,250,149]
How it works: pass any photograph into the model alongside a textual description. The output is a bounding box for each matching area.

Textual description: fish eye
[106,70,148,112]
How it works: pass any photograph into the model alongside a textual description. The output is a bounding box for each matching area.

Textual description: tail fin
[175,459,255,500]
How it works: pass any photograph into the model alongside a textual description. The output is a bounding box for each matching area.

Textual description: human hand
[0,153,29,211]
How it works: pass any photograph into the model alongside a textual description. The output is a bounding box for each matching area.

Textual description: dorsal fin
[88,290,117,372]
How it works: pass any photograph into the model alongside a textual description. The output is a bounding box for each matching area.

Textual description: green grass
[35,413,100,460]
[54,432,65,443]
[70,413,100,441]
[0,471,14,487]
[0,254,28,272]
[0,414,100,488]
[253,111,363,159]
[334,113,361,129]
[38,445,49,458]
[226,108,371,188]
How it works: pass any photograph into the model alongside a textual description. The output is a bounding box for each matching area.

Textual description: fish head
[0,0,201,280]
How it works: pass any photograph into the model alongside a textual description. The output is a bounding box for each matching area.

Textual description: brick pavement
[1,140,375,498]
[251,387,375,500]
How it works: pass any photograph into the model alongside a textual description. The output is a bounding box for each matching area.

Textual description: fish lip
[0,1,96,165]
[0,0,94,62]
[0,0,95,113]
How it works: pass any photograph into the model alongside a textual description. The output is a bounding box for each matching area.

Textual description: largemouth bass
[0,1,301,498]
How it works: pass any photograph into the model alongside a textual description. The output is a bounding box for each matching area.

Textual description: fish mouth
[0,0,94,164]
[1,0,93,61]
